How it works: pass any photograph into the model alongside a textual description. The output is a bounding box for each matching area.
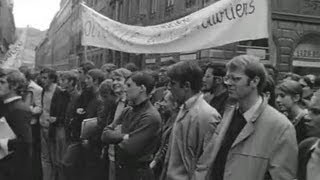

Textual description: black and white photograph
[0,0,319,180]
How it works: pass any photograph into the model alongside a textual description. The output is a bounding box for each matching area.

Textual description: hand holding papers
[0,117,16,159]
[80,117,98,139]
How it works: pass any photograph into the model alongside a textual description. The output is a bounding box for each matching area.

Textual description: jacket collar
[3,96,22,104]
[242,96,263,123]
[231,97,268,148]
[175,93,202,123]
[198,97,269,165]
[181,93,202,111]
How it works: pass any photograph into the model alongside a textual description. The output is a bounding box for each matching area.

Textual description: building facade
[35,0,320,75]
[272,0,320,75]
[0,0,15,61]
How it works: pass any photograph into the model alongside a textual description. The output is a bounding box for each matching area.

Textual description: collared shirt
[182,93,201,110]
[40,83,57,128]
[243,96,262,122]
[174,93,201,124]
[4,96,22,104]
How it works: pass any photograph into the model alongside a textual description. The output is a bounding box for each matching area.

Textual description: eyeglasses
[223,75,242,84]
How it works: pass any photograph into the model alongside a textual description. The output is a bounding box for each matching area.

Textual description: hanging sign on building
[1,28,27,69]
[81,0,269,54]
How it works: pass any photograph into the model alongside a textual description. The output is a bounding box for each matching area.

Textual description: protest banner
[1,28,27,69]
[81,0,268,54]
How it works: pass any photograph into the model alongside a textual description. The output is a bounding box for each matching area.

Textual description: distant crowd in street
[1,54,320,180]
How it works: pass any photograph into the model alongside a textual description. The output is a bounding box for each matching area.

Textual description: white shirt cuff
[0,138,10,155]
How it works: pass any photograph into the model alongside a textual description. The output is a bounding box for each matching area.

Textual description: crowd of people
[0,55,320,180]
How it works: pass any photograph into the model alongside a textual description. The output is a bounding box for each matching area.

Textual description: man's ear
[215,77,223,84]
[184,81,191,90]
[93,79,99,86]
[9,83,19,92]
[140,84,147,93]
[250,76,260,88]
[292,94,301,103]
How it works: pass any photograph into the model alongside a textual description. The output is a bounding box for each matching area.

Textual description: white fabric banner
[1,28,27,69]
[81,0,269,54]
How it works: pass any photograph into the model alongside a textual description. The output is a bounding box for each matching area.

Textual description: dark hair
[205,62,226,77]
[60,71,79,87]
[99,79,115,98]
[19,66,32,81]
[101,63,116,73]
[80,61,95,74]
[125,63,139,72]
[130,71,155,95]
[167,60,203,93]
[0,68,27,95]
[264,64,277,80]
[40,67,58,83]
[226,55,267,94]
[284,73,301,82]
[112,68,132,79]
[301,76,313,89]
[87,69,105,85]
[263,76,276,107]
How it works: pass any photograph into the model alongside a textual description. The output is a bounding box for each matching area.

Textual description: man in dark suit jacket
[67,69,106,180]
[0,68,32,180]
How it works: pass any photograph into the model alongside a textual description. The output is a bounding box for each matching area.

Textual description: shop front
[292,34,320,75]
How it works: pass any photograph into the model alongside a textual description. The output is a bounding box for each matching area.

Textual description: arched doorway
[292,34,320,75]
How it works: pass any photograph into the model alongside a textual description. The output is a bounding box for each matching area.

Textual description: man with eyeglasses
[194,55,297,180]
[202,62,229,115]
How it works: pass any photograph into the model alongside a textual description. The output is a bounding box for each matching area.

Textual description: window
[128,0,132,17]
[151,0,158,14]
[166,0,174,7]
[237,38,269,60]
[138,0,147,15]
[186,0,196,8]
[117,1,123,21]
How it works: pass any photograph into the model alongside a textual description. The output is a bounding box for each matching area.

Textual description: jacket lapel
[231,98,268,149]
[198,105,235,165]
[231,122,255,149]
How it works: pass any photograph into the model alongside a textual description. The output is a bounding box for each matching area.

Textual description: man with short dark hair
[0,68,32,180]
[202,62,229,115]
[40,67,69,180]
[196,55,298,180]
[68,68,106,180]
[102,71,161,180]
[59,71,80,142]
[162,61,220,180]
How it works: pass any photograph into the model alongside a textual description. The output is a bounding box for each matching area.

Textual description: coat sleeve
[7,108,32,153]
[269,124,298,180]
[118,114,161,155]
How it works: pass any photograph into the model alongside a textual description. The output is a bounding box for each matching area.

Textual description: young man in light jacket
[161,61,221,180]
[194,55,298,180]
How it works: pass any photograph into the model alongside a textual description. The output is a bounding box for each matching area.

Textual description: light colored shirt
[40,84,56,128]
[27,80,43,115]
[243,96,262,122]
[307,140,320,180]
[4,96,22,104]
